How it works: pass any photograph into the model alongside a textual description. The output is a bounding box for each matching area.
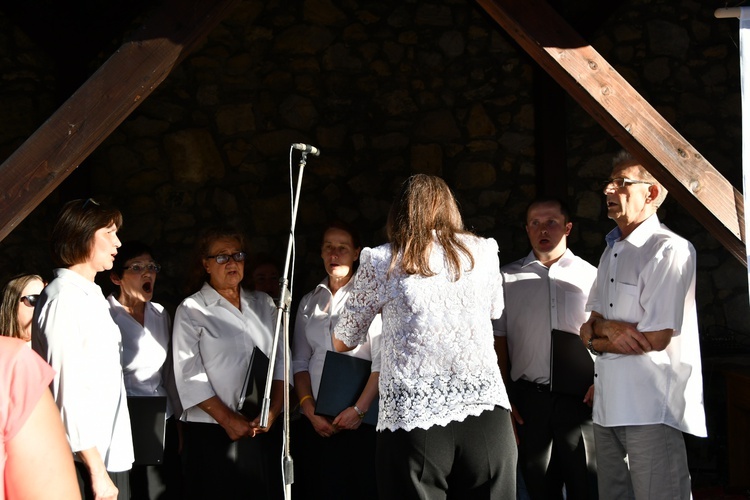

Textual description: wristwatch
[353,405,366,419]
[587,337,601,356]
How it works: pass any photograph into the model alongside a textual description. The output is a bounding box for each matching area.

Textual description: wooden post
[0,0,239,242]
[476,0,746,265]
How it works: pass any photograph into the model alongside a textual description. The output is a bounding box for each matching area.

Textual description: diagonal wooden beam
[477,0,746,265]
[0,0,239,242]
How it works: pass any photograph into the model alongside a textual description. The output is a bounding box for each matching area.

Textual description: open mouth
[142,282,152,293]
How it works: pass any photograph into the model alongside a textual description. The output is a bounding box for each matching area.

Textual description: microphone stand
[260,149,309,499]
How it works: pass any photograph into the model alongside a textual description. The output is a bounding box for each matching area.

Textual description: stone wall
[0,0,747,344]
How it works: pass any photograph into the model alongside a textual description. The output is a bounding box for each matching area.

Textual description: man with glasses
[494,197,597,499]
[580,150,707,498]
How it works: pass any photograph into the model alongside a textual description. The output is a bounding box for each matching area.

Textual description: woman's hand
[90,469,119,500]
[308,413,337,437]
[220,411,255,440]
[198,396,254,441]
[332,406,364,431]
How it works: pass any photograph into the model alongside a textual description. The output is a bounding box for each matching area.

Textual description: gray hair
[612,150,668,208]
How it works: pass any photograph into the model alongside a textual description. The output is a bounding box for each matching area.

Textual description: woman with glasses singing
[172,226,285,499]
[0,273,45,344]
[108,241,182,499]
[32,198,133,500]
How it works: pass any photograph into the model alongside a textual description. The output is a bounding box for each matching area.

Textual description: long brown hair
[386,174,474,280]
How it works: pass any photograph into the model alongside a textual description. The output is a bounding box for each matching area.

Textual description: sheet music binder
[127,396,167,465]
[550,329,594,398]
[237,346,269,419]
[314,350,378,426]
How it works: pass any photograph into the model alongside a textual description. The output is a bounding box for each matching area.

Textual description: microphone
[292,143,320,156]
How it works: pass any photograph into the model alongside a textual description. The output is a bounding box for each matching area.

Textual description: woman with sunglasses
[0,273,45,344]
[108,241,182,499]
[172,226,286,499]
[32,198,133,500]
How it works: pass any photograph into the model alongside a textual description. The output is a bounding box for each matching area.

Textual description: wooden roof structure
[0,0,745,264]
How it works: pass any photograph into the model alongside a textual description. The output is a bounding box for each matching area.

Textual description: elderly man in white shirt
[580,151,707,499]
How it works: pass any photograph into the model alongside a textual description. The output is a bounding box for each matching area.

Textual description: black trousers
[182,421,283,500]
[513,380,597,500]
[291,416,378,500]
[376,406,517,500]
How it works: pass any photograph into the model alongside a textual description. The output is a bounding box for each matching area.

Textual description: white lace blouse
[334,233,510,432]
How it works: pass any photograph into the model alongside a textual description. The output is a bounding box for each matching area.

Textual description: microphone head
[292,143,320,156]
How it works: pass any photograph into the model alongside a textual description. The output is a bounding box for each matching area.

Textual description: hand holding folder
[314,350,379,426]
[237,346,269,419]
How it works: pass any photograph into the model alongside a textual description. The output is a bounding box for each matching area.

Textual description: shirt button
[594,373,598,377]
[614,253,618,257]
[610,278,614,283]
[609,303,613,307]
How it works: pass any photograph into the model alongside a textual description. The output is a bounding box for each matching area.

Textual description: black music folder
[315,350,379,426]
[550,329,595,398]
[127,396,167,465]
[237,346,269,419]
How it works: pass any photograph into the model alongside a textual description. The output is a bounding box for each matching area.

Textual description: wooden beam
[0,0,239,242]
[476,0,746,265]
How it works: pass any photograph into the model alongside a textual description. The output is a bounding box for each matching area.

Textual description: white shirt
[494,249,597,384]
[173,283,286,424]
[32,268,134,472]
[586,214,707,437]
[107,295,174,417]
[292,277,381,399]
[335,234,510,432]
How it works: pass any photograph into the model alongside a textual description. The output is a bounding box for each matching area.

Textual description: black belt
[515,379,550,392]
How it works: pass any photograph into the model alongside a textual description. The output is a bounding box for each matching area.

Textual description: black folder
[550,329,594,398]
[127,396,167,465]
[315,350,379,426]
[237,346,269,419]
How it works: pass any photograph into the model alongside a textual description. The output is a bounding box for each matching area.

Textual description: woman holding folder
[107,241,181,499]
[333,175,516,499]
[172,227,285,499]
[292,220,381,499]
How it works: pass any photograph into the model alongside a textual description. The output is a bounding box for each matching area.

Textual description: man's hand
[509,403,523,445]
[583,384,594,407]
[602,321,652,354]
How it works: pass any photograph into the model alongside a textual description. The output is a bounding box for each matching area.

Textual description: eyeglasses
[82,198,100,208]
[123,263,161,273]
[601,177,654,189]
[19,295,39,307]
[205,252,247,264]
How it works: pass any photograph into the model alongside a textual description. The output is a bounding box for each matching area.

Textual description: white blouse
[173,283,286,424]
[107,295,174,416]
[334,234,510,432]
[292,277,381,399]
[32,268,134,472]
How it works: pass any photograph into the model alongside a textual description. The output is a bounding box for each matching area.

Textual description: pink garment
[1,336,55,499]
